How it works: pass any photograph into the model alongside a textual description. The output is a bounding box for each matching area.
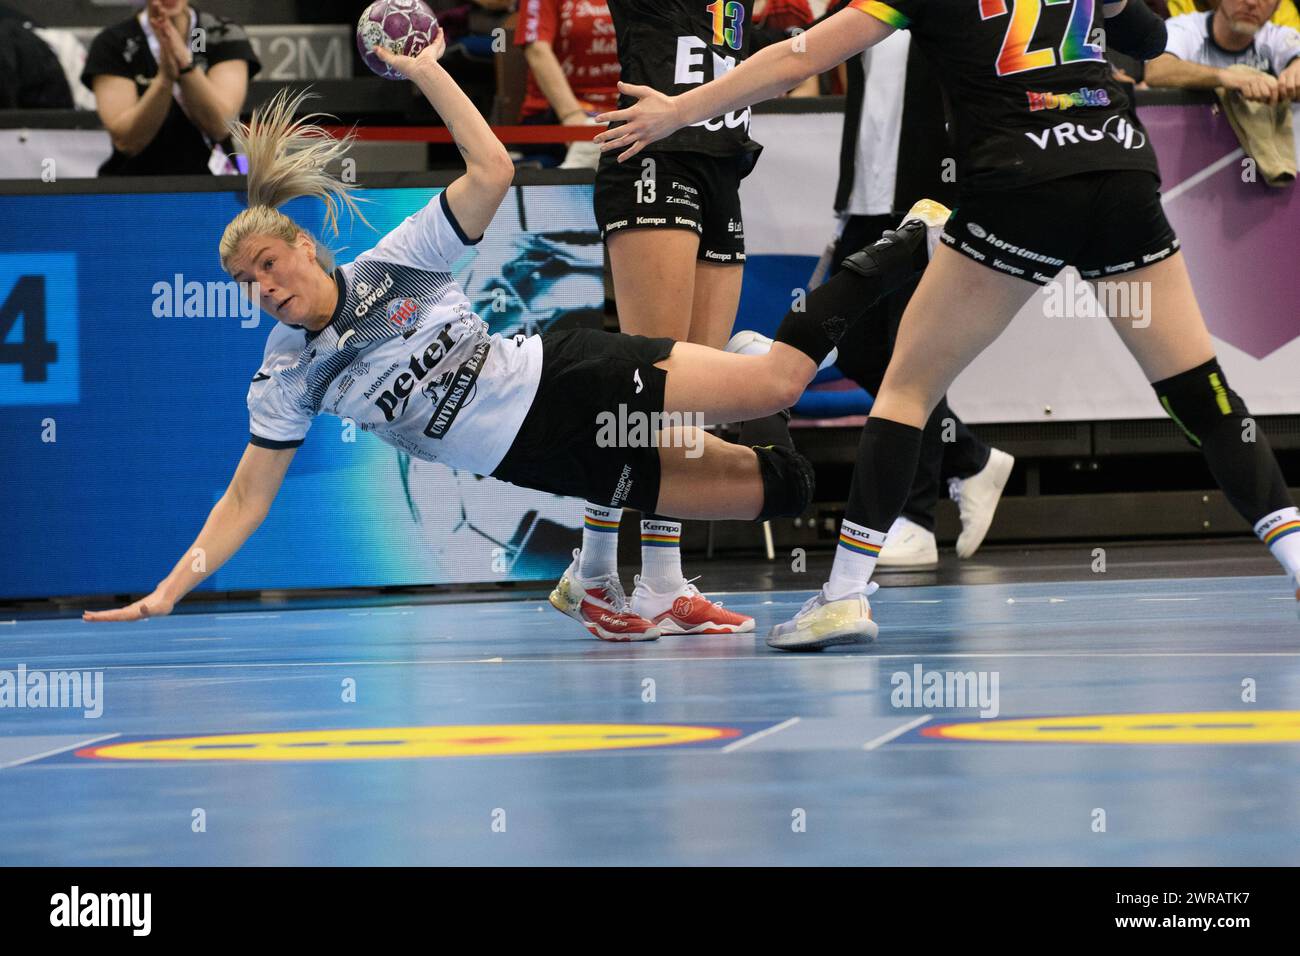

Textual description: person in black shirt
[598,0,1300,648]
[0,6,73,109]
[82,0,260,176]
[567,0,769,638]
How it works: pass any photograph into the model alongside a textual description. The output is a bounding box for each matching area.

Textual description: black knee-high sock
[845,417,926,532]
[773,264,888,367]
[1154,360,1293,525]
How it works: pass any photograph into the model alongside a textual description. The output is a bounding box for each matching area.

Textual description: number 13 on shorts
[980,0,1105,77]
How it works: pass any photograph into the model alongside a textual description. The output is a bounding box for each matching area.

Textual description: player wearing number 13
[595,0,1300,648]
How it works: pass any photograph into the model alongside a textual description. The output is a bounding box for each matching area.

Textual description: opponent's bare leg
[687,261,744,348]
[635,258,751,635]
[769,245,1039,650]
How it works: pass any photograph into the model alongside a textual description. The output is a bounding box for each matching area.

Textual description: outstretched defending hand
[594,82,684,162]
[83,588,175,623]
[372,28,447,81]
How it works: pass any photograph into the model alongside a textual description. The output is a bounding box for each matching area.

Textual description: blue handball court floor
[1,540,1298,866]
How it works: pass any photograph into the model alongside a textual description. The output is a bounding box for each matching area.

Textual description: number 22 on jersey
[980,0,1104,77]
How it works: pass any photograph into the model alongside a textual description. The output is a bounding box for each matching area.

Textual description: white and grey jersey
[247,192,544,476]
[1164,13,1300,76]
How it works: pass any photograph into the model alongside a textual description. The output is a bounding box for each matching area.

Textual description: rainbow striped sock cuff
[584,506,620,534]
[838,521,886,558]
[1256,507,1300,548]
[641,520,682,548]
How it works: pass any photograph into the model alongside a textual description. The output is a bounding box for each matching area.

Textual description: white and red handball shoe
[549,550,661,642]
[631,577,755,635]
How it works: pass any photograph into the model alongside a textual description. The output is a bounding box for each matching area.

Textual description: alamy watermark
[0,664,103,718]
[50,886,150,936]
[595,404,706,458]
[152,274,261,328]
[1042,272,1150,328]
[890,664,1000,718]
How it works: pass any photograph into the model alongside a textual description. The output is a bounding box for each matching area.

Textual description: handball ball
[357,0,439,80]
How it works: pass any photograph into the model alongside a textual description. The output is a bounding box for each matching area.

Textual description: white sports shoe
[898,198,952,261]
[949,448,1015,559]
[549,550,662,642]
[725,329,838,372]
[876,516,939,569]
[767,583,880,652]
[631,576,756,635]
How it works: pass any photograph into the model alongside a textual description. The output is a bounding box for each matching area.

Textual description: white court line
[863,715,931,751]
[1162,149,1244,204]
[48,650,1300,671]
[0,733,121,770]
[1138,598,1200,603]
[721,716,800,753]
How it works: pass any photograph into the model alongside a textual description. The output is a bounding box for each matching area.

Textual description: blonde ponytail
[219,88,369,273]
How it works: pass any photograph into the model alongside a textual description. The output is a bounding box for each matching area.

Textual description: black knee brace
[754,444,815,519]
[841,218,928,296]
[1155,357,1246,448]
[1154,357,1292,523]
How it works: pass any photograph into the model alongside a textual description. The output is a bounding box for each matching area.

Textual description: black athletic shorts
[594,150,746,264]
[491,327,675,512]
[940,170,1179,286]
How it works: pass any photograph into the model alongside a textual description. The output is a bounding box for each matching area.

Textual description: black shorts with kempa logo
[491,327,675,512]
[594,149,746,264]
[940,170,1179,286]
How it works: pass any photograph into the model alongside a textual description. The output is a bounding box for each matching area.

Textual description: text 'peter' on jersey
[606,0,763,159]
[245,192,543,478]
[849,0,1160,192]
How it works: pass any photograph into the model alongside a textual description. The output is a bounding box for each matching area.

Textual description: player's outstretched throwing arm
[373,38,516,239]
[594,5,895,162]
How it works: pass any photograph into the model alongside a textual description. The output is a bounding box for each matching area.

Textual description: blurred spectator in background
[752,0,819,95]
[0,4,73,108]
[516,0,618,166]
[435,0,516,55]
[1146,0,1300,101]
[431,0,516,115]
[83,0,260,176]
[517,0,617,126]
[1167,0,1300,30]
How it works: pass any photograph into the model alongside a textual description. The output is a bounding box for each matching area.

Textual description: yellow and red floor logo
[915,710,1300,745]
[74,723,753,762]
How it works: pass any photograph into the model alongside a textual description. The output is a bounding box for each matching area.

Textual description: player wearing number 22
[596,0,1300,649]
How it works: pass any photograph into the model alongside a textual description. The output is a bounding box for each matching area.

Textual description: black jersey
[606,0,762,165]
[850,0,1160,193]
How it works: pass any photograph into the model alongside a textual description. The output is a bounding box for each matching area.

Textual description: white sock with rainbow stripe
[1255,506,1300,579]
[825,519,887,601]
[578,503,620,580]
[640,517,686,593]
